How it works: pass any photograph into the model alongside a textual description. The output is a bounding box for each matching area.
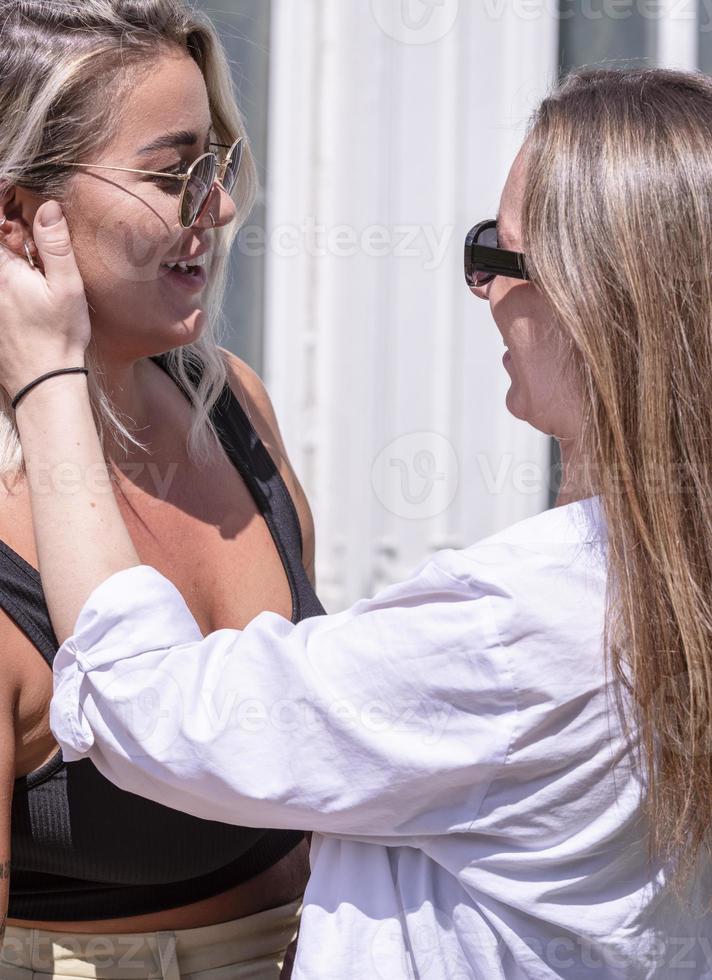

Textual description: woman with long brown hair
[1,65,712,978]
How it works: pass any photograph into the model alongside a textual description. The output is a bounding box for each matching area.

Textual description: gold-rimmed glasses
[63,137,244,228]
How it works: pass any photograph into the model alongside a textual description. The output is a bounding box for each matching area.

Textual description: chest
[109,449,295,631]
[9,458,294,633]
[11,447,292,668]
[5,453,296,778]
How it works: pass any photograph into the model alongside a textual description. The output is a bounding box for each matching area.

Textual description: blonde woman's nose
[198,182,237,228]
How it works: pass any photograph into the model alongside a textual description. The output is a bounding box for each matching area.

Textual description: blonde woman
[0,1,321,977]
[2,65,712,978]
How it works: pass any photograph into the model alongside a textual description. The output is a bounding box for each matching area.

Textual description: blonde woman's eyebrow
[137,127,212,156]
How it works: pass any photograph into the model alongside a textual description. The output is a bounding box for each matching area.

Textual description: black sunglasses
[464,219,529,289]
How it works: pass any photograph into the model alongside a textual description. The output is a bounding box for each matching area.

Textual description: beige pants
[0,898,302,979]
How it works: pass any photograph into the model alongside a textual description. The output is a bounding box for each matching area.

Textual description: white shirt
[50,496,712,979]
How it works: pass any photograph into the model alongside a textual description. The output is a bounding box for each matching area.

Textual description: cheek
[497,303,557,401]
[505,324,580,433]
[72,190,179,288]
[503,348,557,433]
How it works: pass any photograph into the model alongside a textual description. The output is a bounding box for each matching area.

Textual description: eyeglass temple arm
[469,243,529,280]
[64,163,191,181]
[64,138,242,182]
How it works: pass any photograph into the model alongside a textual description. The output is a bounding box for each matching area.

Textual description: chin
[155,310,208,348]
[505,393,555,437]
[504,392,541,431]
[95,312,208,362]
[504,388,526,421]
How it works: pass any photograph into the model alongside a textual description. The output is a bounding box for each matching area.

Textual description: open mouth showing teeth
[162,262,201,276]
[161,254,208,277]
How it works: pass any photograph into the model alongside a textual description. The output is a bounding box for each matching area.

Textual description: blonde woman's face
[470,142,582,443]
[55,50,237,362]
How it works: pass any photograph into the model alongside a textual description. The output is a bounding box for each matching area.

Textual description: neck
[92,351,153,461]
[554,434,592,508]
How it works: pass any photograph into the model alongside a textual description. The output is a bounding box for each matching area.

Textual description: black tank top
[6,353,325,921]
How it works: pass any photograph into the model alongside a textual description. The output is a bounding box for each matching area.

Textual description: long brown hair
[522,66,712,900]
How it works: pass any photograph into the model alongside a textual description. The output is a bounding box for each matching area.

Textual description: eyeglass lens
[182,141,244,227]
[182,154,217,226]
[222,140,243,196]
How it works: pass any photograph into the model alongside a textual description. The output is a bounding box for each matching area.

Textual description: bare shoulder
[0,607,15,941]
[0,552,20,886]
[0,681,12,942]
[218,350,287,454]
[0,486,38,702]
[218,348,316,585]
[0,618,21,725]
[0,485,63,786]
[0,614,28,705]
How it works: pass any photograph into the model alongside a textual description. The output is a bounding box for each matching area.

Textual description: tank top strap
[0,540,58,666]
[150,354,323,623]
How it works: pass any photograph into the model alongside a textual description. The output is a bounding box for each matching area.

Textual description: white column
[265,0,558,611]
[656,0,698,68]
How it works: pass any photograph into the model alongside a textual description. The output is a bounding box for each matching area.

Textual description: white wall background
[264,0,556,611]
[262,0,699,612]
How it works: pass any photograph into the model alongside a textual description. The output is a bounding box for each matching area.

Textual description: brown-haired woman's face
[55,49,237,362]
[470,142,582,443]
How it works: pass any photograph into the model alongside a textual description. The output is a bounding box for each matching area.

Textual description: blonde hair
[523,66,712,900]
[0,0,258,469]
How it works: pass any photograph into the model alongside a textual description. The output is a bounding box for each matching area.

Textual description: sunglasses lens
[470,271,494,288]
[479,224,499,248]
[181,154,217,226]
[222,140,244,195]
[467,223,498,288]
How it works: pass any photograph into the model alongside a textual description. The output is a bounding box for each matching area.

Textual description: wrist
[13,367,89,419]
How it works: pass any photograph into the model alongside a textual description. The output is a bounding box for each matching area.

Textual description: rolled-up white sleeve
[50,558,516,837]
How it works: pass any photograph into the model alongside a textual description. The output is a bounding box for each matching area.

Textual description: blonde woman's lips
[159,264,207,293]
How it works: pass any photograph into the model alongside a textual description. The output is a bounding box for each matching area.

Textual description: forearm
[15,373,140,643]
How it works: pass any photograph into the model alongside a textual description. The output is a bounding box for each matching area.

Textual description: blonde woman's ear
[0,213,38,268]
[0,215,30,271]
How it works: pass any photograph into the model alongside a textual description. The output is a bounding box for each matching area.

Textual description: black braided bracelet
[11,367,89,411]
